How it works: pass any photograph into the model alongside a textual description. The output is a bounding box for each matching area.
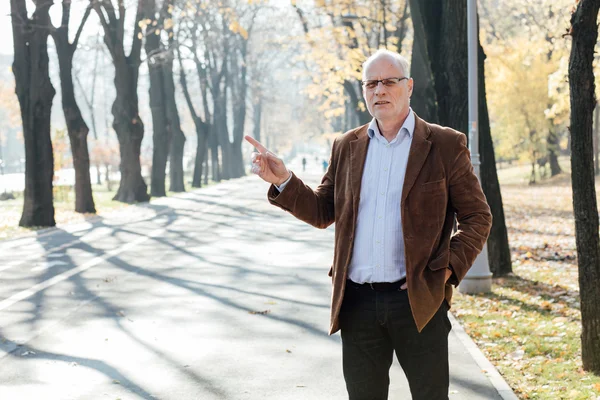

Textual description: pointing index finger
[245,135,268,154]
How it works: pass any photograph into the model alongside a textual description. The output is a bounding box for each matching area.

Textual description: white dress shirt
[276,110,415,284]
[349,111,414,283]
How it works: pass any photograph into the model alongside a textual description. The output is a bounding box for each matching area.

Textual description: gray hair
[362,49,410,79]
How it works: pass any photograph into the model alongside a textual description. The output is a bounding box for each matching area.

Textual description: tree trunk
[343,80,371,125]
[105,164,112,191]
[203,145,210,186]
[478,41,512,276]
[52,10,96,214]
[209,126,220,182]
[529,153,537,185]
[415,0,512,276]
[568,0,600,374]
[146,11,170,198]
[216,91,232,180]
[11,0,56,227]
[394,1,410,54]
[426,0,468,134]
[253,98,262,143]
[169,131,185,192]
[166,61,186,192]
[231,45,248,179]
[192,121,209,188]
[547,128,562,176]
[94,0,149,204]
[408,0,439,123]
[112,62,150,203]
[594,104,599,175]
[148,74,169,197]
[96,163,102,184]
[177,41,209,189]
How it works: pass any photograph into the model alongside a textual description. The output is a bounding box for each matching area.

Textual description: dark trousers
[339,281,452,400]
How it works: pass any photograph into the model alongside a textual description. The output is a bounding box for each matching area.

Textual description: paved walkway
[0,156,518,399]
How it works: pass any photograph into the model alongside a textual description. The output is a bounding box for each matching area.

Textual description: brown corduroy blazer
[267,113,492,334]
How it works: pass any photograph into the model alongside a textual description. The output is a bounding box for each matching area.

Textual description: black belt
[346,277,406,292]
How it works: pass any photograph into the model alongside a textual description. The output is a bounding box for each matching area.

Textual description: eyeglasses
[362,77,409,90]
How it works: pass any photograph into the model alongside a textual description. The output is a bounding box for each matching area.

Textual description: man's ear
[408,78,414,96]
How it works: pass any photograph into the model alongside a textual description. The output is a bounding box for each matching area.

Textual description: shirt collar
[367,108,415,141]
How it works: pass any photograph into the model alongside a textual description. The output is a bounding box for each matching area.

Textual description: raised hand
[245,135,291,186]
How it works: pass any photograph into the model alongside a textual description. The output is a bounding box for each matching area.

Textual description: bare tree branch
[73,4,93,49]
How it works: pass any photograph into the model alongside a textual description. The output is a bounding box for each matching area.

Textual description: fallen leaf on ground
[249,310,270,315]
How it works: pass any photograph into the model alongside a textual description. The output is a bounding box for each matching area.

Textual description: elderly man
[245,49,492,400]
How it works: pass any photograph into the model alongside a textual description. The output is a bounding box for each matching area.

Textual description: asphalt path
[0,158,511,399]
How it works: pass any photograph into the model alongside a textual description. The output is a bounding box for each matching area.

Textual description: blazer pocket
[427,251,450,271]
[420,178,446,192]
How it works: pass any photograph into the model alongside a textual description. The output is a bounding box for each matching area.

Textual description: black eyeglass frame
[361,77,409,89]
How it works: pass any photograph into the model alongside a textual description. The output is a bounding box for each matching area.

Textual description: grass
[452,157,600,399]
[0,177,217,241]
[495,155,572,186]
[0,184,123,241]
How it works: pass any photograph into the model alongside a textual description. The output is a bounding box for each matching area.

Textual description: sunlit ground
[2,159,600,398]
[453,158,600,400]
[0,177,217,241]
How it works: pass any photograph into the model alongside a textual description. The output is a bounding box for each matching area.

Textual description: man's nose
[374,82,386,95]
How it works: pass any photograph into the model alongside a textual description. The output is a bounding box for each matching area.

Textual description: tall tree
[145,0,171,197]
[420,0,468,134]
[176,2,213,188]
[568,0,600,374]
[408,0,438,123]
[411,0,512,276]
[166,36,186,192]
[51,2,96,213]
[11,0,56,227]
[226,6,260,179]
[477,40,512,277]
[176,40,209,189]
[92,0,150,203]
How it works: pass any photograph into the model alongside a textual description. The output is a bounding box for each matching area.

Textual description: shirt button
[378,216,382,219]
[380,192,385,196]
[383,168,388,171]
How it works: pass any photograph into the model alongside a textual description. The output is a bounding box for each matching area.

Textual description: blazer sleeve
[266,140,337,229]
[447,133,493,283]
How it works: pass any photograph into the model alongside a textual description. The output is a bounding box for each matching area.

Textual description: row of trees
[10,0,290,225]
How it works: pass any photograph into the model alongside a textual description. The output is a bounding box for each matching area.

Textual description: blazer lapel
[349,125,370,213]
[401,115,432,204]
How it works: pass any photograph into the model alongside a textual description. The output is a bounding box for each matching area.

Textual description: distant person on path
[302,156,307,172]
[322,159,328,173]
[245,49,492,400]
